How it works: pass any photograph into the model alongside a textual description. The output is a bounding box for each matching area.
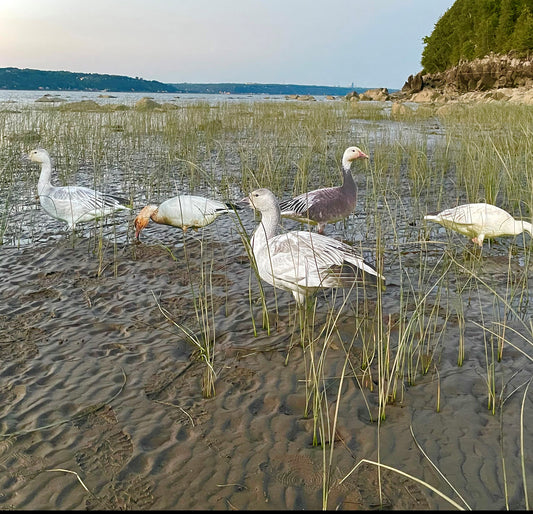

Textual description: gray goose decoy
[279,146,368,234]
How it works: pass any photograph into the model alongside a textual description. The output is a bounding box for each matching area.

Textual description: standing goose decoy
[29,148,130,230]
[424,203,532,247]
[278,146,369,234]
[134,195,239,240]
[241,188,385,305]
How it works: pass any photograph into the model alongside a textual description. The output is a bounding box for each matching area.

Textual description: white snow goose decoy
[278,146,369,234]
[241,188,385,305]
[29,148,130,230]
[424,203,532,247]
[134,195,238,239]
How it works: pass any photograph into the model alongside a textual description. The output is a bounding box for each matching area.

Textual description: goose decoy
[134,194,239,239]
[241,188,384,305]
[278,146,368,234]
[29,148,130,230]
[424,203,532,247]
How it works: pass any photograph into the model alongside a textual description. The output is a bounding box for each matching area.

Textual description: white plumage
[134,195,237,239]
[424,202,532,247]
[29,148,130,230]
[241,188,384,305]
[278,146,368,234]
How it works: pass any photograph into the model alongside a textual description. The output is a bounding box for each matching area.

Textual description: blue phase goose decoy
[241,188,385,305]
[278,146,369,234]
[424,202,533,247]
[134,195,238,239]
[29,148,130,230]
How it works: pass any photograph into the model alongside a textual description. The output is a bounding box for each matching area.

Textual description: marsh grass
[233,208,275,336]
[340,457,468,510]
[283,284,378,509]
[182,236,218,398]
[152,272,217,399]
[149,230,221,398]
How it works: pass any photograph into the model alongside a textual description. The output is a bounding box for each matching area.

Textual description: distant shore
[0,66,375,97]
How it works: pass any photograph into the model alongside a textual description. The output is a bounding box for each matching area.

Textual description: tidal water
[0,89,338,107]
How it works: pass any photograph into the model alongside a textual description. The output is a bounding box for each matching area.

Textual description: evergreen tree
[496,0,519,52]
[510,5,533,52]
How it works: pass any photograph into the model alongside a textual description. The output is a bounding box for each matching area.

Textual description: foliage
[421,0,533,72]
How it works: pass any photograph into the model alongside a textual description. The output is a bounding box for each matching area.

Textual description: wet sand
[0,209,532,510]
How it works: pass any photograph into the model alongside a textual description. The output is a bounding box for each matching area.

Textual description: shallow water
[0,89,336,107]
[0,96,532,510]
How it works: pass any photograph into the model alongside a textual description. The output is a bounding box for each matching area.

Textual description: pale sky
[0,0,455,89]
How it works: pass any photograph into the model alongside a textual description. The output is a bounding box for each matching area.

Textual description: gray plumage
[279,146,368,234]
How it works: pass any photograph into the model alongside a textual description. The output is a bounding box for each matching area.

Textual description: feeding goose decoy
[29,148,130,230]
[278,146,369,234]
[424,203,532,247]
[241,188,385,305]
[134,194,239,240]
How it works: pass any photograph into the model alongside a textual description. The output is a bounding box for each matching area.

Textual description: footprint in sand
[75,427,133,477]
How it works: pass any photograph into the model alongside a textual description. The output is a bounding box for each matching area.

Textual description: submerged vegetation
[0,96,532,509]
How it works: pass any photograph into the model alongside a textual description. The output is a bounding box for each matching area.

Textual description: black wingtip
[225,202,243,211]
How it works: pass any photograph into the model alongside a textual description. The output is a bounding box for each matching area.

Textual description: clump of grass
[150,231,225,399]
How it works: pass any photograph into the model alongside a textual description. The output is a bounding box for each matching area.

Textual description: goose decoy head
[343,146,369,164]
[28,148,50,163]
[134,204,158,239]
[240,188,274,212]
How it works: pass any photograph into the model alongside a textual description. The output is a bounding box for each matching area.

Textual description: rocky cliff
[398,53,533,104]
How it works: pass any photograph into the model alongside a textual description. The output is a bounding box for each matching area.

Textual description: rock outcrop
[35,94,67,103]
[359,87,391,101]
[285,94,317,101]
[134,97,162,110]
[398,53,533,104]
[345,91,360,102]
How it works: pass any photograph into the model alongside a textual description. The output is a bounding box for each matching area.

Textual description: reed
[151,239,219,400]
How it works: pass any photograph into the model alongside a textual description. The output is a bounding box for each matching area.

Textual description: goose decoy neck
[31,150,53,196]
[242,189,282,242]
[341,167,357,191]
[257,208,282,242]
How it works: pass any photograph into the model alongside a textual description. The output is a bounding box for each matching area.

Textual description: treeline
[0,67,176,92]
[422,0,533,73]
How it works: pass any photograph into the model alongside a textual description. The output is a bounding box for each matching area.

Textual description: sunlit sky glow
[0,0,455,89]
